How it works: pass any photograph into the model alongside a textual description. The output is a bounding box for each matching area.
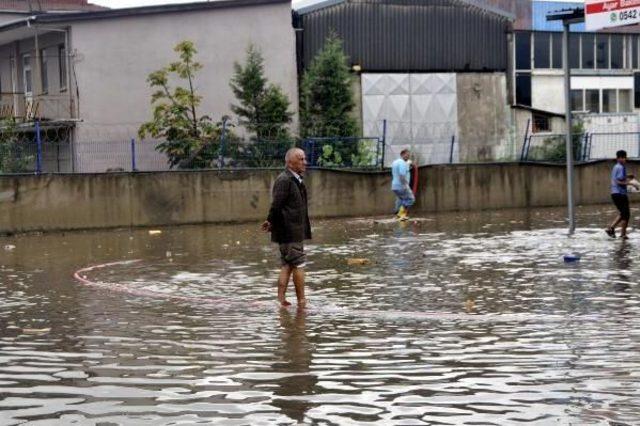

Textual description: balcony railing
[0,92,76,122]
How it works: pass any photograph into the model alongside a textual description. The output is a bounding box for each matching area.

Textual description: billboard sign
[586,0,640,30]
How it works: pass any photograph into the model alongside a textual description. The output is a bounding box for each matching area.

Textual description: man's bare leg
[278,265,293,306]
[292,267,306,308]
[610,215,622,230]
[620,219,629,238]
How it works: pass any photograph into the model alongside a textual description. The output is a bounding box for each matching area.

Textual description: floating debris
[22,328,51,335]
[347,258,371,266]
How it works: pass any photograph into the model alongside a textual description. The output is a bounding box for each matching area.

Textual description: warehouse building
[294,0,515,164]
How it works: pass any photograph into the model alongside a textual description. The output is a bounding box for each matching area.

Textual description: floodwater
[1,205,639,425]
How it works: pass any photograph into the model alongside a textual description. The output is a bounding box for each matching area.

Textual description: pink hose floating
[73,260,586,323]
[73,259,262,307]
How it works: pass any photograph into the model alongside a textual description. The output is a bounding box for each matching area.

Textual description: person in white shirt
[390,149,414,220]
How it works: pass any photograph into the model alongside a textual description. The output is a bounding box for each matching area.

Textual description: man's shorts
[393,187,415,207]
[612,193,630,221]
[279,242,306,267]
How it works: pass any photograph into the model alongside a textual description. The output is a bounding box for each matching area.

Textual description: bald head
[285,148,307,176]
[285,148,304,162]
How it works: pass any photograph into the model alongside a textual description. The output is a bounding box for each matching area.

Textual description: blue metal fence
[303,136,385,169]
[0,122,72,174]
[6,120,640,174]
[0,120,387,174]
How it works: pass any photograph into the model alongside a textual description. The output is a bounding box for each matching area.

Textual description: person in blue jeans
[606,150,634,240]
[391,149,415,220]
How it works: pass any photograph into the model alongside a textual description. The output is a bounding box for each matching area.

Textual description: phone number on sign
[614,9,640,21]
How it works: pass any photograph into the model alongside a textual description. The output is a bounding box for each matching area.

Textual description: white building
[0,0,298,172]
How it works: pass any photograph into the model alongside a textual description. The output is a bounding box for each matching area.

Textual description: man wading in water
[262,148,312,307]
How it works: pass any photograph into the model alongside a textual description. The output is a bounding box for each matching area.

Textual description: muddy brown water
[1,205,639,425]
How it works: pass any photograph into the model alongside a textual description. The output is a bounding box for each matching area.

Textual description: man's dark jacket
[267,169,312,243]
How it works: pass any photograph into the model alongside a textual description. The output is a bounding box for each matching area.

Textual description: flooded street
[1,205,639,425]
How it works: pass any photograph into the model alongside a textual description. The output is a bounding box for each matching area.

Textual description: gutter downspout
[26,17,39,119]
[11,41,19,119]
[65,28,72,119]
[34,27,41,100]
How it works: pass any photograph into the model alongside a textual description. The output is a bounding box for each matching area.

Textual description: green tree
[300,34,358,139]
[0,119,32,173]
[139,40,222,169]
[230,44,292,141]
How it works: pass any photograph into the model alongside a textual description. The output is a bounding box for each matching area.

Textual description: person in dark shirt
[606,150,634,240]
[262,148,312,307]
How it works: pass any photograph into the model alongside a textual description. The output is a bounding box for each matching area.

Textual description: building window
[570,89,584,111]
[534,32,550,68]
[22,54,32,96]
[40,48,48,94]
[532,113,551,133]
[569,33,580,69]
[619,89,632,112]
[596,34,609,69]
[611,35,624,69]
[515,73,531,106]
[603,89,617,113]
[58,45,67,91]
[551,33,562,69]
[633,36,639,69]
[582,34,595,69]
[635,73,640,108]
[585,89,599,113]
[516,32,531,70]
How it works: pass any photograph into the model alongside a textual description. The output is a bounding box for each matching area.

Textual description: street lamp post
[547,8,585,235]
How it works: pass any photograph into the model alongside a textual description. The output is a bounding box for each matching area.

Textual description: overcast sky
[92,0,311,9]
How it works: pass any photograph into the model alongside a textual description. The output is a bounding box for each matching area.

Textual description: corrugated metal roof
[297,0,515,20]
[296,0,345,14]
[299,0,511,72]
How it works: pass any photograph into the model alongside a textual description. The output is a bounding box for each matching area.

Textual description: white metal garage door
[362,73,459,166]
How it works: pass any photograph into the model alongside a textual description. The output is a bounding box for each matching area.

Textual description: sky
[92,0,311,9]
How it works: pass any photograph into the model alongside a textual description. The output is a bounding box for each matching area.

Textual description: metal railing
[8,119,640,175]
[521,131,640,162]
[0,93,76,121]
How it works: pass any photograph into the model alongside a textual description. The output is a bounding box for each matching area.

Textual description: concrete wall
[0,161,626,234]
[456,73,512,162]
[531,73,564,114]
[70,2,298,172]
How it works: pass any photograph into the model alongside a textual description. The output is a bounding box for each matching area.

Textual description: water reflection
[0,205,639,424]
[272,307,316,423]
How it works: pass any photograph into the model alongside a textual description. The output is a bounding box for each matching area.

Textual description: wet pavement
[0,204,639,425]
